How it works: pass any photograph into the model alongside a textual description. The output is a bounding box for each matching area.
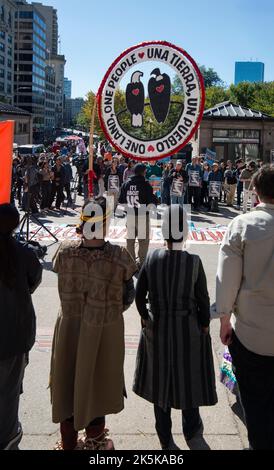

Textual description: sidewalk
[19,205,248,450]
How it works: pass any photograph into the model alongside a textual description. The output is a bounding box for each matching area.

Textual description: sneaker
[84,429,115,451]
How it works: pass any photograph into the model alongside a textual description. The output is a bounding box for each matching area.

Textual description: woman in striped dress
[133,206,217,449]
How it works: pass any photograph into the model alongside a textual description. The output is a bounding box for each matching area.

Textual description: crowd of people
[1,137,273,452]
[10,138,264,219]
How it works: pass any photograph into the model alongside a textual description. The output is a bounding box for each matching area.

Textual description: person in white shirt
[216,164,274,450]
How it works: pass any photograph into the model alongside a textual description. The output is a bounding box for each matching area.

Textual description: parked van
[17,144,45,156]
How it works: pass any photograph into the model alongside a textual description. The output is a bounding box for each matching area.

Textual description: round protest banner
[97,41,205,161]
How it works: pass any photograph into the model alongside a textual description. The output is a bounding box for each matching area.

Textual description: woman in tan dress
[50,197,137,450]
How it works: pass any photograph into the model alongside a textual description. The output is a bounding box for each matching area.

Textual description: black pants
[0,355,26,449]
[229,332,274,450]
[200,181,209,206]
[188,187,201,209]
[154,405,200,447]
[237,185,243,207]
[50,184,64,209]
[41,181,52,209]
[64,183,72,203]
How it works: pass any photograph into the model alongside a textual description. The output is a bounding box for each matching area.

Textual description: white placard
[108,175,120,192]
[209,181,221,198]
[171,179,184,196]
[189,170,200,187]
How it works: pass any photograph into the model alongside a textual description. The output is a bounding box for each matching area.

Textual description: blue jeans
[171,195,184,206]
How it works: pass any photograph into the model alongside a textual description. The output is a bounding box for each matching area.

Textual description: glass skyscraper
[235,62,265,85]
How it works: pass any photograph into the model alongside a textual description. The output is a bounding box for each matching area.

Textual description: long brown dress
[50,240,137,431]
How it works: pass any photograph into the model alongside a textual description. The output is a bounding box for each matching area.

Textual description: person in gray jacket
[216,164,274,450]
[0,204,42,450]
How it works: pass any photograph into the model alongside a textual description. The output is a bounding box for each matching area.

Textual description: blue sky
[41,0,274,98]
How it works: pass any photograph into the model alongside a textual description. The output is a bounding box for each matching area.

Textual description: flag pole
[88,95,97,200]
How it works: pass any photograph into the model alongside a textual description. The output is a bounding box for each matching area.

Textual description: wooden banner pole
[88,95,98,200]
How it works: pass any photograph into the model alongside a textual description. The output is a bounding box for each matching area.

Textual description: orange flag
[0,121,14,204]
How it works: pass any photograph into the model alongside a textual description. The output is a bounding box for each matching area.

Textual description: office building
[235,61,265,85]
[45,63,55,133]
[64,76,71,98]
[32,2,58,55]
[64,97,84,127]
[14,0,47,142]
[0,0,16,104]
[49,53,66,128]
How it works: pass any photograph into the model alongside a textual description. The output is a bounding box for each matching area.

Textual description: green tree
[205,86,229,109]
[228,82,258,108]
[76,91,105,139]
[199,65,223,88]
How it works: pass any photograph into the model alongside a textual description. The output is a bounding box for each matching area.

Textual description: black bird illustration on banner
[126,71,145,128]
[148,68,171,124]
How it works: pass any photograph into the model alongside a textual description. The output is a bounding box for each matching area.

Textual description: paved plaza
[19,201,249,451]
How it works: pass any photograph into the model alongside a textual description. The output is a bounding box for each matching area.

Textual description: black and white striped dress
[133,249,218,411]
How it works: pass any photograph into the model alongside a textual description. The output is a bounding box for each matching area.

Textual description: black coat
[0,240,42,360]
[133,249,218,411]
[119,175,159,212]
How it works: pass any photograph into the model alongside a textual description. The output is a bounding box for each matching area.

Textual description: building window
[0,55,4,65]
[0,82,4,92]
[0,43,5,52]
[0,69,4,79]
[18,123,28,134]
[0,32,5,40]
[245,144,259,160]
[19,12,33,19]
[8,47,12,56]
[244,130,260,139]
[213,129,228,137]
[228,129,244,138]
[7,59,11,68]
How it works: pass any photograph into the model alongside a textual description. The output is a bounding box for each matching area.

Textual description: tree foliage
[205,86,230,109]
[76,91,105,138]
[78,77,274,140]
[199,65,223,88]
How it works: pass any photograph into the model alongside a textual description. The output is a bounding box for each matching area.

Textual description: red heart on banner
[148,145,155,152]
[156,85,165,93]
[132,89,140,96]
[138,52,145,59]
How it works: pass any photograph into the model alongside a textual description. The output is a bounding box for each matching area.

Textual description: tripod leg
[30,215,59,242]
[18,214,27,238]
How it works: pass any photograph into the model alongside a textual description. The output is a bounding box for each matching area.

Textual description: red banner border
[97,40,205,161]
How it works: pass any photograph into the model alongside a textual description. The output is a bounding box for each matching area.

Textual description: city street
[19,202,249,451]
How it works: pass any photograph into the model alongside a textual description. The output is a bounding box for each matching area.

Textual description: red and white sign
[98,41,205,161]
